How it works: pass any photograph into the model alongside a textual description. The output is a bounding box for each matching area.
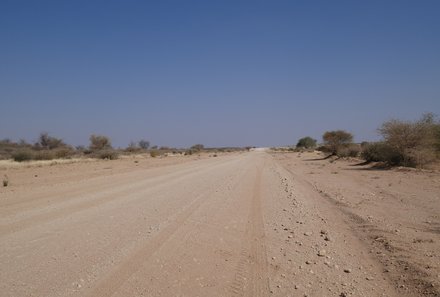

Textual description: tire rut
[230,166,269,297]
[0,158,241,237]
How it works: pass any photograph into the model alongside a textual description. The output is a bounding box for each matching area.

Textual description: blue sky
[1,1,439,148]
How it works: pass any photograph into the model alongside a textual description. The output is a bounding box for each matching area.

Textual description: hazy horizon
[1,1,439,148]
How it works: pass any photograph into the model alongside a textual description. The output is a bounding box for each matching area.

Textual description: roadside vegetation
[290,113,440,168]
[362,113,440,168]
[296,137,317,150]
[3,113,439,168]
[0,134,250,163]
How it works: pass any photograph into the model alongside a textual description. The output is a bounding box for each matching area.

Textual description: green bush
[296,137,317,149]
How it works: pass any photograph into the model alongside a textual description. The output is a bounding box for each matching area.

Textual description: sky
[1,0,439,148]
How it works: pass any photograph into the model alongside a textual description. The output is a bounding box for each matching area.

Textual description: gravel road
[1,151,438,296]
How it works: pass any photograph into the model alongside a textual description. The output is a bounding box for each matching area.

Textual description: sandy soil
[0,151,438,296]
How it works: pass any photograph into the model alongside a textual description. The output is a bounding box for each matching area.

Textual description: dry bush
[37,133,66,150]
[337,144,361,158]
[125,141,141,153]
[89,134,112,151]
[12,149,34,162]
[316,145,332,153]
[53,148,75,159]
[33,150,56,160]
[361,142,403,165]
[33,148,75,161]
[0,139,32,160]
[87,135,118,160]
[190,144,204,151]
[408,148,437,167]
[138,140,150,150]
[378,113,439,167]
[93,150,119,160]
[322,130,353,155]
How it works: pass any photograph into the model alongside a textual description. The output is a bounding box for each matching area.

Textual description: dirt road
[1,152,438,296]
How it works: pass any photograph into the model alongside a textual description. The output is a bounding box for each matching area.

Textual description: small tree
[38,132,65,149]
[138,140,150,150]
[378,113,439,167]
[191,144,204,151]
[89,134,112,151]
[296,137,317,149]
[125,141,139,152]
[322,130,353,155]
[361,142,403,165]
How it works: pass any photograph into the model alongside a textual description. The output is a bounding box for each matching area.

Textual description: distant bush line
[0,133,249,162]
[293,113,440,168]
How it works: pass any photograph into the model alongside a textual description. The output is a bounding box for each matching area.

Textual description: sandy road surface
[1,152,438,296]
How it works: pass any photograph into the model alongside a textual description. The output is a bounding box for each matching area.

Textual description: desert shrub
[54,148,75,159]
[37,133,66,149]
[316,145,331,153]
[190,144,204,151]
[138,140,150,150]
[337,144,361,158]
[184,150,193,156]
[125,141,141,153]
[33,150,56,160]
[378,113,440,167]
[0,139,32,160]
[94,150,119,160]
[89,134,112,151]
[12,149,34,162]
[433,125,440,159]
[296,137,317,149]
[150,150,159,158]
[408,148,437,167]
[361,142,403,165]
[322,130,353,155]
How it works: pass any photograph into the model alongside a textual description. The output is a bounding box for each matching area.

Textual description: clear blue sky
[1,1,439,148]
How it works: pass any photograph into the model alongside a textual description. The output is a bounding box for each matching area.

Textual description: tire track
[84,159,250,297]
[0,157,241,237]
[85,188,212,297]
[230,165,269,297]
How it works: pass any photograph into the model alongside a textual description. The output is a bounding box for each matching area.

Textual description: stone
[318,249,326,257]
